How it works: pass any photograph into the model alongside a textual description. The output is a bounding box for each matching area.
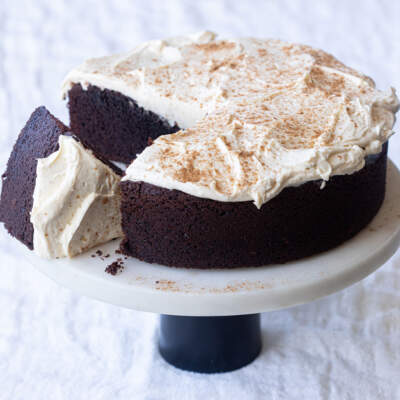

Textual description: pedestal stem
[159,314,261,373]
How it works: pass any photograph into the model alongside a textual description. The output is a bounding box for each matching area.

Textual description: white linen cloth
[0,1,399,399]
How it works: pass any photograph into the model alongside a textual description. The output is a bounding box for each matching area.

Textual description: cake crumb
[105,261,124,275]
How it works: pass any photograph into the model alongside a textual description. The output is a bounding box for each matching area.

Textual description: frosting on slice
[31,135,122,258]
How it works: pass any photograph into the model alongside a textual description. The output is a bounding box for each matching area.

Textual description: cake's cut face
[0,107,69,249]
[31,135,122,258]
[67,84,180,164]
[0,107,123,258]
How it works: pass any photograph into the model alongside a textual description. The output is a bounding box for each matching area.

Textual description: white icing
[30,135,122,258]
[61,31,216,128]
[62,32,399,208]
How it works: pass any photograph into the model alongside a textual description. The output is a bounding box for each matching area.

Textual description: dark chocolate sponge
[67,84,180,164]
[120,144,387,269]
[0,107,69,249]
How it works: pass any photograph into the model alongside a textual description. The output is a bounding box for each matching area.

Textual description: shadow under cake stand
[17,161,400,373]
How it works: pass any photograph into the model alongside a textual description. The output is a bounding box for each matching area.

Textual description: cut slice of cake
[0,107,68,249]
[0,107,122,258]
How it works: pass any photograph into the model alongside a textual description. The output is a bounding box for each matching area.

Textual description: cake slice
[0,107,122,258]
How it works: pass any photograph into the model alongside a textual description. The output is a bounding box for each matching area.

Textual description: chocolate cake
[0,106,123,258]
[61,32,398,268]
[0,107,69,249]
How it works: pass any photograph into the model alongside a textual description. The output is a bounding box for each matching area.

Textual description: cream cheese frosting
[30,135,122,258]
[62,32,399,208]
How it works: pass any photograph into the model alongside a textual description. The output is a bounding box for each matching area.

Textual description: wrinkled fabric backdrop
[0,1,399,399]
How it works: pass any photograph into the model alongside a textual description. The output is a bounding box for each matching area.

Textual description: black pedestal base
[159,314,262,373]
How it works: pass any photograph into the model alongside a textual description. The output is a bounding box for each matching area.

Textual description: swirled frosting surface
[62,32,399,207]
[31,135,122,258]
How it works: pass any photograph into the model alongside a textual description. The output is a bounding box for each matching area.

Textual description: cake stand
[11,161,400,373]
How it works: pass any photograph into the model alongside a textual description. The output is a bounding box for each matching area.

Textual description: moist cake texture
[68,84,180,164]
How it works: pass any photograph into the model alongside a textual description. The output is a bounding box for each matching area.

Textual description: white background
[0,1,399,399]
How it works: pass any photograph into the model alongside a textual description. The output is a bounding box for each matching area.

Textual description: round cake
[61,32,399,268]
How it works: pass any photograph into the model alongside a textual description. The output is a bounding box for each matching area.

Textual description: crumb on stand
[105,260,125,275]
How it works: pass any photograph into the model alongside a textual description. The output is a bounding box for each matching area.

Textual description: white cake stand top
[12,161,400,316]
